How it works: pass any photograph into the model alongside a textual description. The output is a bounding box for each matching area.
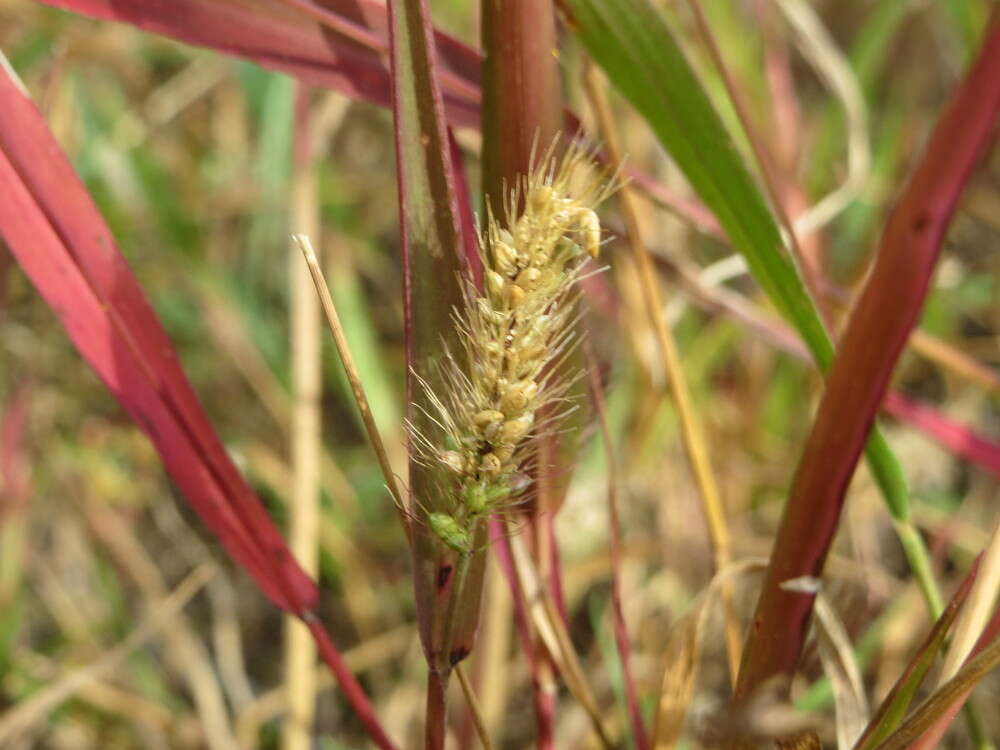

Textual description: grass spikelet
[409,140,616,553]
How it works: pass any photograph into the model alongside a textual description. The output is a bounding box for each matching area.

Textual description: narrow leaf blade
[854,563,977,750]
[736,20,1000,697]
[37,0,480,126]
[0,66,317,612]
[385,0,483,673]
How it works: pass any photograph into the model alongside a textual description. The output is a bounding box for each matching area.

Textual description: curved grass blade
[562,0,998,696]
[0,64,398,750]
[734,20,1000,700]
[0,65,314,613]
[36,0,480,126]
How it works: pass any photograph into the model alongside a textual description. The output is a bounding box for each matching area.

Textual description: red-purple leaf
[883,393,1000,477]
[0,63,399,750]
[736,21,1000,700]
[37,0,480,127]
[0,65,315,614]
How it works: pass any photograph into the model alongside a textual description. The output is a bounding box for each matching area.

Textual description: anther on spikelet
[409,141,615,553]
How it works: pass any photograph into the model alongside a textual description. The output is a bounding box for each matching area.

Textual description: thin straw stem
[509,534,614,749]
[456,664,494,750]
[489,520,555,747]
[293,234,410,544]
[582,64,742,686]
[282,83,321,750]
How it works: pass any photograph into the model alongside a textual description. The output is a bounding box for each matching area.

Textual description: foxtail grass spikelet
[409,141,615,554]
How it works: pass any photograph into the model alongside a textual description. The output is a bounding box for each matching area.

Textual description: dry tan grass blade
[294,233,410,542]
[456,663,494,750]
[583,63,743,687]
[937,513,1000,686]
[652,559,768,748]
[813,593,870,748]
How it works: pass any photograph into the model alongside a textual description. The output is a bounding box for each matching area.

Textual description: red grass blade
[0,64,399,750]
[306,618,399,750]
[735,21,1000,701]
[883,393,1000,477]
[0,67,316,613]
[36,0,480,127]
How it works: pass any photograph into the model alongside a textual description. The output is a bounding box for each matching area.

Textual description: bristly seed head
[409,139,616,553]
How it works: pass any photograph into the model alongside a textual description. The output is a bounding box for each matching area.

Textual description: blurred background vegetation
[1,1,999,747]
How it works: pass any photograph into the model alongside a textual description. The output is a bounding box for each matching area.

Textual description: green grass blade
[564,0,914,514]
[565,0,827,358]
[854,566,976,750]
[563,0,952,697]
[385,0,484,697]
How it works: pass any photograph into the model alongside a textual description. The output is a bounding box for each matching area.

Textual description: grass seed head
[410,139,615,552]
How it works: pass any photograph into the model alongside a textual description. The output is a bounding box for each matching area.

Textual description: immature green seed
[428,512,471,554]
[464,482,489,515]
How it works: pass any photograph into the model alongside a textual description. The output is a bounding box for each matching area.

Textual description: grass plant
[2,1,1000,748]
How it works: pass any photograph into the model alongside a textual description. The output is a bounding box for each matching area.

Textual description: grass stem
[282,83,321,750]
[293,233,411,544]
[456,664,494,750]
